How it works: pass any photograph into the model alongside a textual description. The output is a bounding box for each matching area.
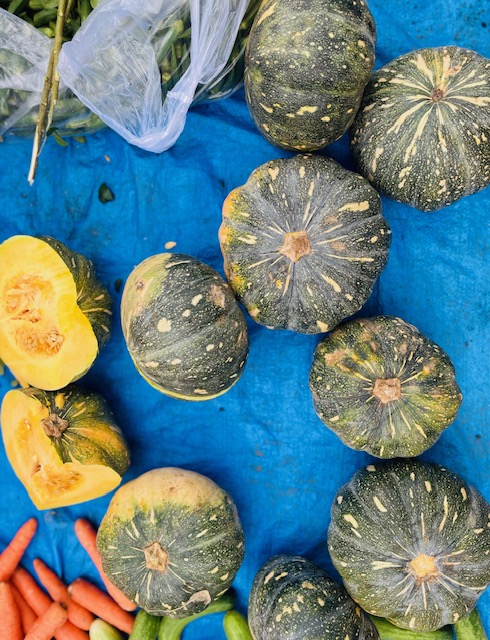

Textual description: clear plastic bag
[0,0,259,148]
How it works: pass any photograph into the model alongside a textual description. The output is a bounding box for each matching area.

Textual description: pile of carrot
[0,517,136,640]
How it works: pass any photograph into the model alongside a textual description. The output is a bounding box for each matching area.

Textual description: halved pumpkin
[0,235,112,390]
[1,385,130,510]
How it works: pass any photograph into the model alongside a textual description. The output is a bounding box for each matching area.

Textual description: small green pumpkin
[1,384,130,509]
[97,468,245,618]
[328,460,490,632]
[245,0,376,151]
[248,555,380,640]
[219,155,391,334]
[121,254,249,401]
[309,316,462,458]
[351,46,490,211]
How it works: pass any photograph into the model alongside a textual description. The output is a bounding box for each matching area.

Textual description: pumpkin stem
[42,413,69,438]
[373,378,401,404]
[408,554,439,584]
[144,541,169,572]
[279,231,312,263]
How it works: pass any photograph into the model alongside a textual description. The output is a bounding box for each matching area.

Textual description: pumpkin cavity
[42,413,69,438]
[372,378,402,404]
[278,230,312,263]
[144,541,169,573]
[408,554,439,584]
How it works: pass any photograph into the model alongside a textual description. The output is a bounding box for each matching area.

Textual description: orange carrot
[74,519,137,612]
[33,558,95,630]
[11,582,37,633]
[69,578,135,634]
[12,568,89,640]
[0,518,38,581]
[25,601,68,640]
[0,581,23,640]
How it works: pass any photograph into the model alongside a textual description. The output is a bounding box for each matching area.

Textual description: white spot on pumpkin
[297,106,318,115]
[461,487,468,501]
[157,318,172,332]
[264,571,275,584]
[343,514,359,528]
[425,481,432,492]
[191,294,203,306]
[317,321,329,332]
[206,344,215,352]
[268,167,280,181]
[220,573,230,581]
[338,201,370,212]
[337,495,343,504]
[373,496,388,513]
[367,465,376,472]
[182,309,191,317]
[170,359,182,365]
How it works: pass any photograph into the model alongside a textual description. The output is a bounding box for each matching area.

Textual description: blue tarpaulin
[0,0,489,636]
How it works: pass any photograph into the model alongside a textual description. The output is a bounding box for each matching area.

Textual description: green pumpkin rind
[97,468,245,618]
[309,316,462,458]
[20,385,130,476]
[244,0,376,151]
[120,253,249,401]
[328,460,490,632]
[248,555,380,640]
[219,154,391,334]
[351,46,490,211]
[41,236,112,349]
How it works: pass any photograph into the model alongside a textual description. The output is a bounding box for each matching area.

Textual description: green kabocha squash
[351,46,490,211]
[245,0,376,151]
[97,468,245,617]
[248,555,380,640]
[0,235,112,390]
[309,316,462,458]
[328,460,490,632]
[0,385,130,509]
[219,154,391,334]
[121,254,249,401]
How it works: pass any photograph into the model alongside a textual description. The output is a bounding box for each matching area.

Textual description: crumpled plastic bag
[0,0,256,150]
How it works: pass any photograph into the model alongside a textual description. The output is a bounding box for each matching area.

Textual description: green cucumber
[370,617,454,640]
[223,611,253,640]
[129,610,161,640]
[454,610,488,640]
[89,619,125,640]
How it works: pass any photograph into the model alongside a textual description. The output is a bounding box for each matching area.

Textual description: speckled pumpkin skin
[351,47,490,211]
[309,316,462,458]
[245,0,376,151]
[121,254,248,401]
[328,460,490,632]
[249,555,380,640]
[219,155,391,334]
[97,468,245,617]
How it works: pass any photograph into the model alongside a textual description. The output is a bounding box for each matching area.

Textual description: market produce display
[244,0,376,151]
[121,253,249,400]
[328,460,490,632]
[351,46,490,211]
[219,154,391,333]
[309,316,462,458]
[1,385,130,509]
[248,555,379,640]
[0,235,112,390]
[97,468,245,618]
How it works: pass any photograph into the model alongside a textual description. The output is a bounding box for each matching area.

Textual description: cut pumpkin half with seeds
[1,385,130,510]
[0,235,112,390]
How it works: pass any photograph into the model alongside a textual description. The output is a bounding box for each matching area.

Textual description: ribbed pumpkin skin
[97,468,245,618]
[249,555,380,640]
[245,0,376,151]
[351,47,490,211]
[309,316,462,458]
[121,254,248,401]
[219,155,391,334]
[328,460,490,632]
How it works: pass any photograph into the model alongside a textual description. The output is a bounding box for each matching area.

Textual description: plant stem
[370,617,454,640]
[223,611,254,640]
[454,610,488,640]
[157,592,235,640]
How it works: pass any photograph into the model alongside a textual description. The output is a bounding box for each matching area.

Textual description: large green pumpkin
[351,46,490,211]
[328,460,490,632]
[245,0,376,151]
[309,316,462,458]
[248,555,380,640]
[219,154,391,334]
[1,384,130,509]
[97,468,245,617]
[121,254,249,401]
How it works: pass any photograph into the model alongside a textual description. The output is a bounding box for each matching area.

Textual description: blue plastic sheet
[0,0,489,636]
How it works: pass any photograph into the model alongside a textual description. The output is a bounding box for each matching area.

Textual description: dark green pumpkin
[351,46,490,211]
[97,468,245,617]
[328,460,490,632]
[248,555,380,640]
[245,0,376,151]
[309,316,462,458]
[121,254,249,401]
[219,154,391,334]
